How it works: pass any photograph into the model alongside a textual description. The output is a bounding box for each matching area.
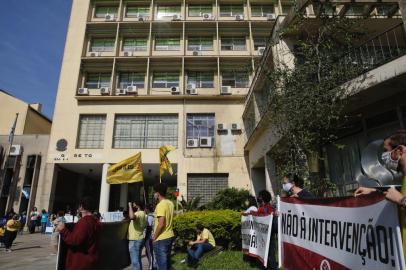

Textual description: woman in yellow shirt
[4,214,20,252]
[184,224,216,266]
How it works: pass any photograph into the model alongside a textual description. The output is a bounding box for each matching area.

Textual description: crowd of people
[1,132,406,269]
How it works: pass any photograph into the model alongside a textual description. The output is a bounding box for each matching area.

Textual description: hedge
[173,210,241,250]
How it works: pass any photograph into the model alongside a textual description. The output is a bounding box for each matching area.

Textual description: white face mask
[153,193,159,200]
[381,151,400,171]
[282,183,293,192]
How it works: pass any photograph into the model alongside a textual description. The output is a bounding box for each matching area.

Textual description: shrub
[205,188,250,211]
[173,210,241,250]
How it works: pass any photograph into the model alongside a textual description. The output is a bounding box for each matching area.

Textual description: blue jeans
[41,222,47,234]
[129,239,144,270]
[153,237,174,270]
[187,243,213,264]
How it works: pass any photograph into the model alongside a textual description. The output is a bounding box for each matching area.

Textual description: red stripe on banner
[242,249,265,264]
[281,192,385,208]
[283,242,350,270]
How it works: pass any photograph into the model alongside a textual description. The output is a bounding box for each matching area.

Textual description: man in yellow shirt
[184,224,215,266]
[153,183,175,270]
[128,201,147,270]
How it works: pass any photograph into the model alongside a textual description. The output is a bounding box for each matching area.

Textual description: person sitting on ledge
[182,224,216,266]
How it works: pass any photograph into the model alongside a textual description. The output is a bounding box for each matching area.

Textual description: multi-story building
[45,0,293,212]
[243,0,406,197]
[0,90,52,216]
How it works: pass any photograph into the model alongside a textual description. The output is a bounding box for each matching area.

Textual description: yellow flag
[160,145,176,177]
[107,153,144,184]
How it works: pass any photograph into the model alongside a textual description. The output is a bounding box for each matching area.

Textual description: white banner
[241,214,273,267]
[280,194,405,270]
[101,211,124,222]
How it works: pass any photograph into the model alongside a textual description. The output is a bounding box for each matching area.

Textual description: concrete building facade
[0,90,51,216]
[45,0,291,212]
[243,0,406,197]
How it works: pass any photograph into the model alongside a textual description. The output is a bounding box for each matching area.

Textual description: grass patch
[171,251,261,270]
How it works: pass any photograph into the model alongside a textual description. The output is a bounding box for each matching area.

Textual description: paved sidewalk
[0,232,149,270]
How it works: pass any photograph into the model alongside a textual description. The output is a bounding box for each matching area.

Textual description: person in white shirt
[244,196,258,214]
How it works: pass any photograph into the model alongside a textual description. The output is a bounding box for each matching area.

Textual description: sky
[0,0,72,119]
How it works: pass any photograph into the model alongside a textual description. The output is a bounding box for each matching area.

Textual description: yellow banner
[160,145,176,177]
[107,153,144,184]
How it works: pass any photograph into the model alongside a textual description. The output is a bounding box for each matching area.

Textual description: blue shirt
[41,213,49,223]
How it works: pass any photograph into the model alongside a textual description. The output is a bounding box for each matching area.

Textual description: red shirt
[60,215,101,270]
[256,203,273,215]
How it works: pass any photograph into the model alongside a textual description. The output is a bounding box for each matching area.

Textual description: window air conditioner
[258,47,266,55]
[202,13,214,20]
[9,145,22,156]
[104,13,115,21]
[123,51,133,57]
[186,83,197,94]
[231,123,241,131]
[100,87,110,95]
[172,14,181,21]
[199,137,213,147]
[217,123,227,131]
[116,89,127,95]
[78,88,89,95]
[266,13,276,20]
[220,86,232,95]
[235,14,244,20]
[126,85,138,94]
[192,49,201,56]
[171,86,180,94]
[186,138,199,148]
[90,52,101,57]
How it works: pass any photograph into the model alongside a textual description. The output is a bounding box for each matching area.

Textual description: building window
[345,5,365,16]
[123,38,148,51]
[85,73,111,89]
[188,37,213,51]
[221,37,246,51]
[118,72,145,89]
[113,115,178,148]
[155,37,180,51]
[77,115,106,149]
[157,6,181,19]
[222,71,249,88]
[152,72,179,88]
[90,38,115,52]
[253,37,267,50]
[126,6,150,18]
[186,114,215,142]
[187,173,228,205]
[220,5,244,17]
[281,4,293,15]
[188,5,212,16]
[187,72,214,88]
[95,6,118,18]
[251,5,274,17]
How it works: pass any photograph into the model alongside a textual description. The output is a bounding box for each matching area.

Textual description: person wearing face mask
[244,195,258,214]
[152,183,175,270]
[355,133,406,259]
[56,197,101,270]
[128,201,147,270]
[282,174,314,199]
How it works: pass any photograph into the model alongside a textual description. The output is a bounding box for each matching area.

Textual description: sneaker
[180,259,186,264]
[6,249,12,253]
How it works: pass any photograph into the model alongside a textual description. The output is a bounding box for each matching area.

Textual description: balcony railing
[343,23,406,74]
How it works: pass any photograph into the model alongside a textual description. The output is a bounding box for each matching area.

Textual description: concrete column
[99,163,110,213]
[264,154,276,200]
[119,184,128,208]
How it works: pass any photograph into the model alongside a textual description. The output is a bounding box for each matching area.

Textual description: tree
[205,188,250,210]
[265,7,366,196]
